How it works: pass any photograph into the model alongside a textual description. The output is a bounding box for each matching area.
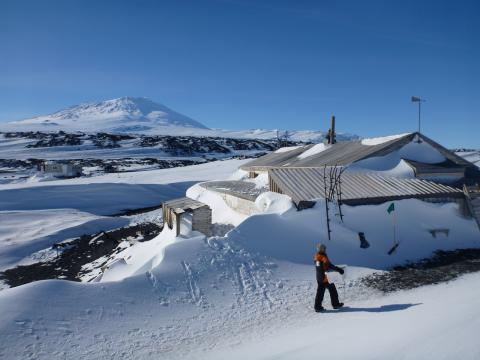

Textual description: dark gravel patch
[361,248,480,292]
[0,222,163,288]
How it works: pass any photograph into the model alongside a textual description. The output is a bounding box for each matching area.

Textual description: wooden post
[175,213,180,236]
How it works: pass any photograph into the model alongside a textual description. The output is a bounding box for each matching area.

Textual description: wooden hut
[268,168,464,209]
[240,132,479,185]
[162,197,212,237]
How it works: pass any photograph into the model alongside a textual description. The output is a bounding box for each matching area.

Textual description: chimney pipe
[330,115,336,144]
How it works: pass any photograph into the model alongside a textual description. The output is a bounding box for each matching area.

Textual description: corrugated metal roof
[269,168,463,207]
[240,132,478,172]
[240,144,316,171]
[163,197,209,212]
[241,134,414,171]
[199,181,264,201]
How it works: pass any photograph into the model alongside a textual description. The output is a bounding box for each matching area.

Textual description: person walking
[314,243,344,312]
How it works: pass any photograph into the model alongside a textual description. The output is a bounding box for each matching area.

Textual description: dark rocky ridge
[1,131,295,154]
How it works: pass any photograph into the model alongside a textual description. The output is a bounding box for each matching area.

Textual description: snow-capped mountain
[9,97,209,133]
[1,97,358,142]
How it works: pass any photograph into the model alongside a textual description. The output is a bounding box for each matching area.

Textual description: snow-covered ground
[208,272,480,360]
[0,210,128,271]
[0,159,247,274]
[1,142,479,359]
[0,194,479,359]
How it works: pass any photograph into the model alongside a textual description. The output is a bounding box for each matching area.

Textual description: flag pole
[393,206,396,245]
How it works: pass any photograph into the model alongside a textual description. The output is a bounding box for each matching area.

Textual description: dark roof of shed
[241,132,476,172]
[402,159,466,174]
[163,197,209,213]
[268,167,463,206]
[199,181,265,201]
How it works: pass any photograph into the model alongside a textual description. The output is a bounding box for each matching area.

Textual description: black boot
[328,283,344,309]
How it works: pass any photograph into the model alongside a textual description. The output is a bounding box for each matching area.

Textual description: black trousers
[315,282,340,310]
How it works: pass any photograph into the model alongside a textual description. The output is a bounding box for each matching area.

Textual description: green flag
[387,203,395,214]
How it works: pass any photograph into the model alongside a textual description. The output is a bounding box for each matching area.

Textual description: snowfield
[0,210,128,271]
[208,272,480,360]
[0,153,480,359]
[0,159,247,273]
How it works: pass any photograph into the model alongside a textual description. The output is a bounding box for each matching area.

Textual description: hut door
[179,212,193,236]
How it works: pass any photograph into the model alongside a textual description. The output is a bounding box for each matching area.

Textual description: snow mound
[255,192,294,214]
[350,139,447,172]
[347,159,415,178]
[99,226,194,282]
[186,184,248,226]
[361,133,410,146]
[230,198,480,268]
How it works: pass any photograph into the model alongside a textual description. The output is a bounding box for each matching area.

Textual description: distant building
[40,161,83,178]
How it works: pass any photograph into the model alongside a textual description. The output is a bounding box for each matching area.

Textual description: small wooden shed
[40,161,83,178]
[162,197,212,237]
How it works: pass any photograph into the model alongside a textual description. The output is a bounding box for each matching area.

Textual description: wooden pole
[323,165,331,240]
[393,207,396,245]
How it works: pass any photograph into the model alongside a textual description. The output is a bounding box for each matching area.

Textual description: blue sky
[1,0,479,147]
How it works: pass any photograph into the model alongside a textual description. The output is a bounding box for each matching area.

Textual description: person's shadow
[322,303,422,313]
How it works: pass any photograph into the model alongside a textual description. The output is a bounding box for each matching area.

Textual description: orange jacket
[314,253,330,284]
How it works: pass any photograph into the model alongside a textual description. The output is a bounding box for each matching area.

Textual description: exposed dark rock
[1,131,295,153]
[0,222,163,288]
[360,248,480,292]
